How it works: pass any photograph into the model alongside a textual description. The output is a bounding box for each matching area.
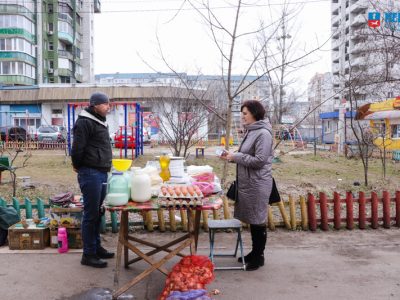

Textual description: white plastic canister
[131,169,152,202]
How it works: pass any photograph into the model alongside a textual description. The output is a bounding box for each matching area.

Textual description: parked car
[0,126,29,141]
[36,126,67,142]
[114,128,136,149]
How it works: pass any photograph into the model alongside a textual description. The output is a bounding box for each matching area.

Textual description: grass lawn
[0,148,399,202]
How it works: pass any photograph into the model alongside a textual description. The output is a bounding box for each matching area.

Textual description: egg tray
[158,198,204,208]
[158,186,203,199]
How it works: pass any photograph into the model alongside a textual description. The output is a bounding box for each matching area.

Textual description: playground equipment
[356,96,400,151]
[274,124,305,151]
[67,102,143,159]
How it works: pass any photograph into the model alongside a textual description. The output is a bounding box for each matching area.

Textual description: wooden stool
[195,147,205,158]
[208,219,246,270]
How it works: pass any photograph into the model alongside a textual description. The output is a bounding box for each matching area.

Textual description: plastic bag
[158,256,214,300]
[191,172,214,183]
[192,182,214,196]
[166,289,211,300]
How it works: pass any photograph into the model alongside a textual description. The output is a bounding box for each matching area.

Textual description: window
[48,4,53,13]
[391,125,400,139]
[49,41,54,51]
[52,109,62,114]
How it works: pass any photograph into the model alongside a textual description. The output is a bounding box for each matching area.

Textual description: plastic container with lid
[131,168,152,202]
[57,227,68,253]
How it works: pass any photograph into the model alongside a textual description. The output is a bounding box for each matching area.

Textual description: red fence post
[333,192,341,230]
[307,193,317,232]
[371,192,379,229]
[382,191,391,229]
[319,192,329,231]
[358,191,366,230]
[346,191,354,230]
[396,191,400,228]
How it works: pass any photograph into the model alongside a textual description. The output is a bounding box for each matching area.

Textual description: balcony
[350,56,365,67]
[332,38,341,51]
[332,15,340,27]
[58,49,73,60]
[350,0,368,14]
[58,32,73,45]
[0,75,35,86]
[350,43,365,54]
[332,64,340,75]
[332,51,340,63]
[351,14,366,27]
[94,0,101,13]
[332,28,341,39]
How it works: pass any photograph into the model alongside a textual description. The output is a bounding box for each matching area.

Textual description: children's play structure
[67,102,144,158]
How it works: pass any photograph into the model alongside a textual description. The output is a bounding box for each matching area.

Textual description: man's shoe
[96,246,115,259]
[238,252,254,264]
[245,255,265,271]
[81,254,107,268]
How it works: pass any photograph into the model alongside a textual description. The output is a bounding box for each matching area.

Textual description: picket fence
[1,191,400,233]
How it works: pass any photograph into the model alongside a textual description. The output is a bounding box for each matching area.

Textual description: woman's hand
[220,151,234,162]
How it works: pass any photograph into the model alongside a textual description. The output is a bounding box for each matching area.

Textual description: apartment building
[331,0,400,107]
[0,0,100,86]
[308,72,334,116]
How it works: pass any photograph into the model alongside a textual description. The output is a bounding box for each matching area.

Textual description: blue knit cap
[89,92,109,106]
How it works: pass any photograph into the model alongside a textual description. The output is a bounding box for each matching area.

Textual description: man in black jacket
[71,92,114,268]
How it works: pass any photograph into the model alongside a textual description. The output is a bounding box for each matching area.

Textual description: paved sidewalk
[1,228,399,300]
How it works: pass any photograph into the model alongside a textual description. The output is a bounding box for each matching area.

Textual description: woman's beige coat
[232,120,273,224]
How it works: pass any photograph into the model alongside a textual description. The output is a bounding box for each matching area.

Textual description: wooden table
[107,196,223,299]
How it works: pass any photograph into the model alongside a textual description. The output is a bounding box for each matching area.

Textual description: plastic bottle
[159,152,171,182]
[57,227,68,253]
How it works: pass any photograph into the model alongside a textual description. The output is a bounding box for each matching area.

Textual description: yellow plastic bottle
[159,152,171,182]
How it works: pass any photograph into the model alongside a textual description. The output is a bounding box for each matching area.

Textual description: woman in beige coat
[220,100,273,271]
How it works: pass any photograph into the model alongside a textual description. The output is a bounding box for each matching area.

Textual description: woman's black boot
[245,224,267,271]
[238,223,258,263]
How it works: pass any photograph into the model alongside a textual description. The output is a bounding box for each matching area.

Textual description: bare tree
[0,148,32,197]
[257,1,309,125]
[152,0,333,183]
[151,85,212,157]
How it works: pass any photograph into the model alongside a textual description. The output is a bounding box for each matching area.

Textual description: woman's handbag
[269,177,281,204]
[226,181,237,201]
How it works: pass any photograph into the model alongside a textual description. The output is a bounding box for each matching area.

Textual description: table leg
[114,211,127,288]
[112,237,192,299]
[194,209,201,252]
[124,211,129,268]
[187,209,195,254]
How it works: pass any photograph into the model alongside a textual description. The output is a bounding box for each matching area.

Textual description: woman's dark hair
[241,100,265,121]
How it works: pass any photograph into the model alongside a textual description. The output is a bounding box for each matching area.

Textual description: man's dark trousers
[78,167,108,255]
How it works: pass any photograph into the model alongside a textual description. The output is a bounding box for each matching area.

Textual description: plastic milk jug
[57,227,68,253]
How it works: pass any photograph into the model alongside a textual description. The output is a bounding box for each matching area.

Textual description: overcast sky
[93,0,332,87]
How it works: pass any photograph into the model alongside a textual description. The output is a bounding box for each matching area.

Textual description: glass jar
[131,169,152,202]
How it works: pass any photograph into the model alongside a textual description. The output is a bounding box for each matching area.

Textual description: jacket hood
[245,119,272,133]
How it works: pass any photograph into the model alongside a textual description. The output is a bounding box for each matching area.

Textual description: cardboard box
[49,207,83,229]
[8,224,50,250]
[49,227,83,249]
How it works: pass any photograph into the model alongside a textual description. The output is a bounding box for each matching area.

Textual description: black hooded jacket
[71,107,112,172]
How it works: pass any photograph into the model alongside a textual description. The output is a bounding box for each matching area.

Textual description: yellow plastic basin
[112,159,132,172]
